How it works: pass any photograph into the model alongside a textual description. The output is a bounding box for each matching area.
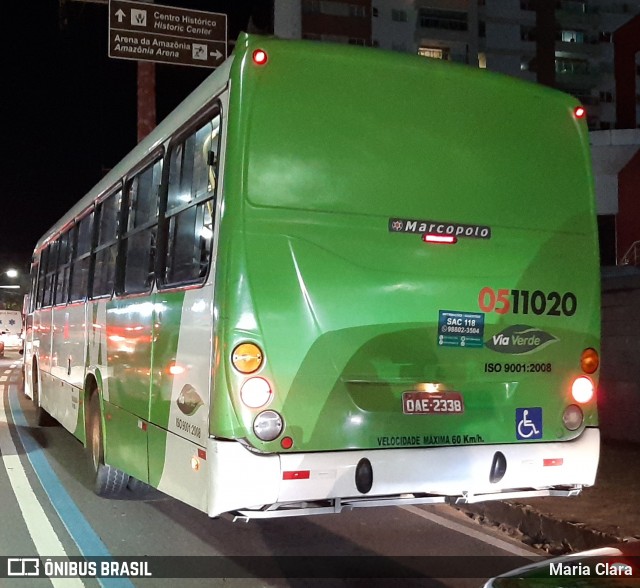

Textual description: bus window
[43,240,59,308]
[54,231,72,306]
[121,160,162,295]
[36,247,48,309]
[92,190,121,298]
[163,114,219,286]
[70,212,93,301]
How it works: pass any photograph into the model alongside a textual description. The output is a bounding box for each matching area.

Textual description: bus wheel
[32,367,57,427]
[87,393,129,498]
[127,476,155,498]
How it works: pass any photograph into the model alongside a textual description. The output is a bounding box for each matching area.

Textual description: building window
[559,1,586,14]
[418,8,468,31]
[599,91,613,103]
[555,57,589,75]
[303,1,368,19]
[418,46,449,60]
[392,9,407,22]
[372,7,378,17]
[560,30,584,43]
[521,25,535,41]
[302,0,321,14]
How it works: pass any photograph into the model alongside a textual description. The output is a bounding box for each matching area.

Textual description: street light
[0,269,20,289]
[0,268,25,310]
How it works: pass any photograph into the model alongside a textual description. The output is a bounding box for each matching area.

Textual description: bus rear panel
[208,36,599,518]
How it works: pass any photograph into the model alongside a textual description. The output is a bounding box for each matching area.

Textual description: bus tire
[32,365,57,427]
[87,393,129,498]
[127,476,155,498]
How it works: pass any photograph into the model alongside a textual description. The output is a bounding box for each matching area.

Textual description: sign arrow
[210,49,223,61]
[115,8,126,23]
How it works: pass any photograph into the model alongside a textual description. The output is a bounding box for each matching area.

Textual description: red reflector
[543,458,563,467]
[253,49,268,65]
[574,106,586,119]
[283,470,310,480]
[423,234,457,244]
[198,448,207,460]
[281,436,293,450]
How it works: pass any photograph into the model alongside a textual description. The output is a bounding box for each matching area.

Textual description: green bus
[24,34,600,519]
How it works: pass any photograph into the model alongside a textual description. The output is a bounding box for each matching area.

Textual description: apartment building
[273,1,640,265]
[275,0,373,45]
[276,0,640,130]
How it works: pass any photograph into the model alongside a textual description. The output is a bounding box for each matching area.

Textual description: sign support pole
[137,0,155,142]
[137,60,156,142]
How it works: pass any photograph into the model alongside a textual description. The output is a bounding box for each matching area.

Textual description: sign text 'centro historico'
[109,0,227,68]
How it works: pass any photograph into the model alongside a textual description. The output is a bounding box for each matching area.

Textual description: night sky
[1,0,269,271]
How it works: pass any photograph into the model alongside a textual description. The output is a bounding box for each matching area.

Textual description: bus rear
[208,36,599,518]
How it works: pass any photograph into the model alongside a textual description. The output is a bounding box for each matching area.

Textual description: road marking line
[0,386,85,588]
[8,384,135,588]
[401,505,536,557]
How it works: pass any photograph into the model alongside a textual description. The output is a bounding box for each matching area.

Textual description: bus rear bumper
[207,428,599,519]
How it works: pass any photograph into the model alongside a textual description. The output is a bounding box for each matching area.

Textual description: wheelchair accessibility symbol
[516,407,542,440]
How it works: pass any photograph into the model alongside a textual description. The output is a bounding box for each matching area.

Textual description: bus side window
[70,212,93,302]
[36,247,49,309]
[120,161,162,295]
[92,190,121,299]
[43,240,60,308]
[163,113,220,287]
[54,230,73,306]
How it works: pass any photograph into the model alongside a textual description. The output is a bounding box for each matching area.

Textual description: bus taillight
[241,376,272,408]
[232,342,264,373]
[574,106,586,119]
[580,348,599,374]
[562,404,583,430]
[571,376,594,404]
[253,49,268,65]
[253,410,283,441]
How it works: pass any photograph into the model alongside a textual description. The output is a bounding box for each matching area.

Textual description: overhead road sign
[109,0,227,68]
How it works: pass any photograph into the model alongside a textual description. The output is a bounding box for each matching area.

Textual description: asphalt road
[0,351,543,588]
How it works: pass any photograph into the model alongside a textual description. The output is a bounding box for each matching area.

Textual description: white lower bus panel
[208,428,599,520]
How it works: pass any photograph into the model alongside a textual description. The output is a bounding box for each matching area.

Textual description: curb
[456,502,628,554]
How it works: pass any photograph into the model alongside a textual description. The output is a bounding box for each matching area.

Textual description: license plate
[402,391,464,415]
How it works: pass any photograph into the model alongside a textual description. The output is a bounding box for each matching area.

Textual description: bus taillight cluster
[564,348,599,431]
[232,341,287,444]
